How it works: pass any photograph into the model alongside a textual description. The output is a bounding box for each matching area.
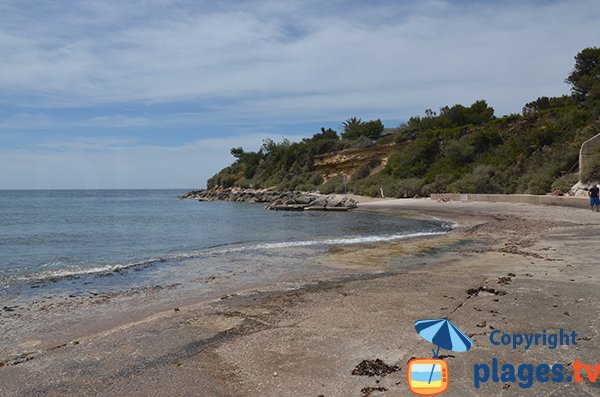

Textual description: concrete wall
[579,130,600,180]
[430,193,589,209]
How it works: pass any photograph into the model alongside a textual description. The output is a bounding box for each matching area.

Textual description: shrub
[526,171,556,195]
[448,165,502,193]
[351,174,425,198]
[421,174,457,196]
[395,178,426,198]
[309,173,324,186]
[296,183,317,192]
[551,173,580,192]
[352,164,372,180]
[319,175,345,194]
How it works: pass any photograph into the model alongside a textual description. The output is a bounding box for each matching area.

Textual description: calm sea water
[0,190,451,293]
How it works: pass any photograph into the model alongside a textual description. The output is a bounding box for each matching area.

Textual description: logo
[407,358,448,395]
[409,318,473,396]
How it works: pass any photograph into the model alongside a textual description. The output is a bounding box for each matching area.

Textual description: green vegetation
[207,48,600,197]
[341,117,384,140]
[208,128,345,191]
[566,47,600,101]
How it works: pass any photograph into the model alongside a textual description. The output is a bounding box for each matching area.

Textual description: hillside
[206,48,600,198]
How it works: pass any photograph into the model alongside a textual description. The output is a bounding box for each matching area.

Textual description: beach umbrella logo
[407,318,473,396]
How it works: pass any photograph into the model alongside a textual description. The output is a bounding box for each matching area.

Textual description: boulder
[293,194,315,205]
[308,197,328,208]
[343,198,358,209]
[325,196,345,208]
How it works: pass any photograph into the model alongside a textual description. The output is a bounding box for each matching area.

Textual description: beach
[1,198,600,396]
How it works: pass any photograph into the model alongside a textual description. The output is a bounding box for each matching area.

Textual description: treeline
[209,128,344,191]
[207,47,600,197]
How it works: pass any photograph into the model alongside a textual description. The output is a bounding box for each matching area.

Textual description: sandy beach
[1,198,600,396]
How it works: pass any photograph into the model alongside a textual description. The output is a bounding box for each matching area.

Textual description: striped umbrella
[415,318,473,384]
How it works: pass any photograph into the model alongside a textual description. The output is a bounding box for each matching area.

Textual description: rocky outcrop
[180,188,358,211]
[313,144,397,180]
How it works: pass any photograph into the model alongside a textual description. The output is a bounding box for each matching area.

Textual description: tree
[230,147,244,159]
[566,47,600,100]
[341,117,363,139]
[466,100,495,125]
[313,128,339,141]
[362,119,384,139]
[341,117,384,140]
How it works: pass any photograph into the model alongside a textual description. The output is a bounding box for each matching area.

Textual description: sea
[0,190,453,301]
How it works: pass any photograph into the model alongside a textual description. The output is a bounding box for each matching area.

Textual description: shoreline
[2,198,600,396]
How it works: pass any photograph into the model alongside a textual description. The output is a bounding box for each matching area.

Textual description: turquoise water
[410,364,442,381]
[0,190,451,295]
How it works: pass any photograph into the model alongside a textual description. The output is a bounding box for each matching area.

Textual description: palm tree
[342,117,363,138]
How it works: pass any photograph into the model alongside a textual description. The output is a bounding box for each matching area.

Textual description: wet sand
[1,198,600,396]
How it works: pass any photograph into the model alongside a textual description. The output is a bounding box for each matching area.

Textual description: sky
[0,0,599,189]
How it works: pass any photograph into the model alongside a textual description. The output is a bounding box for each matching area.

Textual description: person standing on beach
[589,184,600,212]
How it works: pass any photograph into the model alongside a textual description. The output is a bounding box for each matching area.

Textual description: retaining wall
[430,193,590,209]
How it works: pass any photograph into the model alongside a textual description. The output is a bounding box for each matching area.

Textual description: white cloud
[0,133,307,189]
[0,0,598,115]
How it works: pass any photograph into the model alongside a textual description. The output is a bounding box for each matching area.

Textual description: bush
[309,173,324,186]
[551,173,580,192]
[348,136,377,149]
[421,174,457,196]
[448,165,502,193]
[352,164,372,180]
[526,171,556,194]
[351,174,392,197]
[319,175,345,194]
[351,174,425,198]
[296,183,317,192]
[396,178,426,198]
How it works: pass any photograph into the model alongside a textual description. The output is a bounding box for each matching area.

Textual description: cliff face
[313,144,397,181]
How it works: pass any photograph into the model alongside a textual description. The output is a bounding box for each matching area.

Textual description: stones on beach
[181,188,358,211]
[306,196,328,208]
[3,351,36,367]
[466,286,507,297]
[360,386,388,397]
[351,359,400,377]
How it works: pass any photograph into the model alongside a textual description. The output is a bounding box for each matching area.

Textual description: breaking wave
[2,225,455,286]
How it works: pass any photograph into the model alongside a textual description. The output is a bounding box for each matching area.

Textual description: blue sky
[1,0,599,189]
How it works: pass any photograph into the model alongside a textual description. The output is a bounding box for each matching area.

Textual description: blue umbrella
[415,318,473,383]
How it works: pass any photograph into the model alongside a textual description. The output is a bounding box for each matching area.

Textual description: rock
[570,181,596,196]
[181,188,357,211]
[343,198,358,209]
[308,197,328,208]
[294,194,314,205]
[325,196,344,208]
